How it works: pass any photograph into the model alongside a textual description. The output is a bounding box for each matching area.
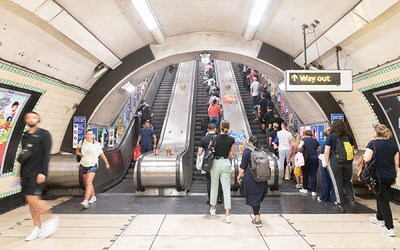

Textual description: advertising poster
[311,126,317,138]
[73,116,86,149]
[103,128,109,147]
[318,125,325,145]
[222,94,237,104]
[114,127,118,144]
[293,120,298,133]
[271,83,274,96]
[0,89,29,173]
[119,118,123,134]
[331,113,344,123]
[109,128,114,147]
[126,103,131,119]
[91,128,98,141]
[284,105,289,121]
[281,98,285,114]
[300,127,305,136]
[123,109,127,126]
[98,128,104,148]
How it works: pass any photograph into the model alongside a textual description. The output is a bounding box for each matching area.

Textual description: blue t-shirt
[367,139,398,178]
[140,127,154,146]
[325,133,355,157]
[302,137,320,159]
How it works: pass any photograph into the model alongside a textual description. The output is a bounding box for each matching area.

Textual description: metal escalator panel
[215,60,280,190]
[134,61,197,196]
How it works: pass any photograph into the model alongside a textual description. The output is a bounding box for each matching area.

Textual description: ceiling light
[248,0,270,26]
[121,81,136,92]
[130,0,158,30]
[200,53,211,64]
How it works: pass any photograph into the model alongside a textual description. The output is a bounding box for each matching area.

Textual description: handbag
[202,136,216,172]
[359,140,380,194]
[133,145,141,161]
[17,128,40,165]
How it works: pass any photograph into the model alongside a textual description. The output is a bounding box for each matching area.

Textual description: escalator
[151,66,178,142]
[232,63,268,147]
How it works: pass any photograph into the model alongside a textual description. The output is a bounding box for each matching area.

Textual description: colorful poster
[318,125,325,145]
[271,83,274,96]
[73,116,86,149]
[0,89,28,173]
[98,128,104,148]
[103,128,109,147]
[300,127,305,136]
[311,126,317,138]
[109,128,114,147]
[114,127,118,144]
[222,94,237,104]
[119,118,123,134]
[123,109,127,126]
[293,120,298,133]
[281,98,285,114]
[92,128,98,141]
[126,103,131,119]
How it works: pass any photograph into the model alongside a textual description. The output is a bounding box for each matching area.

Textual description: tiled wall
[331,62,400,150]
[0,63,86,198]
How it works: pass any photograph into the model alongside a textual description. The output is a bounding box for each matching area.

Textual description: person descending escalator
[136,120,157,154]
[136,100,152,128]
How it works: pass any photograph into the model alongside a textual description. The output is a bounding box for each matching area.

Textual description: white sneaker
[311,192,317,196]
[295,184,301,189]
[299,188,308,194]
[39,216,59,239]
[225,215,231,223]
[317,197,322,202]
[369,216,384,227]
[380,227,395,237]
[209,207,216,215]
[25,226,42,241]
[88,196,97,204]
[81,200,89,209]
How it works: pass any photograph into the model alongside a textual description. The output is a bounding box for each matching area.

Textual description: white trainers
[369,216,384,227]
[380,227,395,237]
[39,216,59,239]
[209,207,216,215]
[299,188,308,194]
[295,184,301,189]
[317,197,322,202]
[88,196,97,204]
[81,200,89,209]
[25,226,42,241]
[311,192,317,196]
[225,215,231,223]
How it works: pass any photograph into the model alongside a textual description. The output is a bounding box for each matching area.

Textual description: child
[289,133,303,188]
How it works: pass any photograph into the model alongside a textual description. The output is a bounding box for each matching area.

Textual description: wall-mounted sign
[118,118,123,134]
[73,116,86,149]
[331,113,344,123]
[285,70,352,92]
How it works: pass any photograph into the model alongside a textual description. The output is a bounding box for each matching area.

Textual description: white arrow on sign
[291,74,298,81]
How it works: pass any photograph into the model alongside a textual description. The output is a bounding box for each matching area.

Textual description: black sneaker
[333,204,344,213]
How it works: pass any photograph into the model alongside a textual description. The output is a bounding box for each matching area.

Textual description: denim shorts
[80,164,98,174]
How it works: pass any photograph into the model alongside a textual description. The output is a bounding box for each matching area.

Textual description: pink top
[208,104,222,117]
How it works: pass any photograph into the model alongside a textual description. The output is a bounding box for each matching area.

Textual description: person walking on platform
[318,129,336,203]
[77,129,110,209]
[136,100,152,128]
[364,124,399,237]
[237,136,268,227]
[323,119,356,213]
[208,99,222,130]
[19,112,59,241]
[209,121,235,223]
[277,122,292,179]
[197,123,223,205]
[298,130,320,196]
[136,120,157,154]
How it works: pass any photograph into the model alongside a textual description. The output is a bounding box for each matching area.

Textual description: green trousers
[210,159,232,209]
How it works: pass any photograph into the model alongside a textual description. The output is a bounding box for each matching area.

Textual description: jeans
[303,158,318,192]
[319,163,336,202]
[376,177,395,229]
[278,149,290,178]
[210,116,220,130]
[141,144,152,154]
[210,159,232,209]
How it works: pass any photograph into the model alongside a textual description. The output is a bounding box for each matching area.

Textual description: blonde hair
[374,124,392,139]
[273,122,279,129]
[291,133,301,147]
[220,120,230,134]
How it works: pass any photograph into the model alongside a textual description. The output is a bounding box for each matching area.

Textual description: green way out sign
[284,70,352,92]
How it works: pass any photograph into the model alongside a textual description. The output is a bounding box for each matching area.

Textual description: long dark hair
[249,135,261,150]
[330,119,348,137]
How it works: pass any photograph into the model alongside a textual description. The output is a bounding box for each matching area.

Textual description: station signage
[284,70,352,92]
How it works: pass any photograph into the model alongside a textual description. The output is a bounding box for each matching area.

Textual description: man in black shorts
[19,112,59,241]
[197,123,223,204]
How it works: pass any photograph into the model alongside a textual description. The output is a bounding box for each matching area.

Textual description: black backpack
[336,136,354,163]
[202,135,216,172]
[249,147,271,182]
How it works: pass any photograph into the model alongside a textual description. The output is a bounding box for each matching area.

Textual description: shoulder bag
[17,128,41,165]
[359,140,380,194]
[202,136,217,172]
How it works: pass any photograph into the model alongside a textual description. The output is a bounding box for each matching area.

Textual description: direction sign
[285,70,352,92]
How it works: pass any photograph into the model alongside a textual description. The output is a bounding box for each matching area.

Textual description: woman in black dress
[237,136,268,227]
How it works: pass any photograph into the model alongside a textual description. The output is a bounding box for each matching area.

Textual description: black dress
[240,147,268,207]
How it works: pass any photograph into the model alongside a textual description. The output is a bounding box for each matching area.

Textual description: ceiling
[0,0,399,90]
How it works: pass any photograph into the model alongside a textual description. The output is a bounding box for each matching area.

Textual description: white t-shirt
[277,130,292,150]
[78,140,103,167]
[250,81,261,97]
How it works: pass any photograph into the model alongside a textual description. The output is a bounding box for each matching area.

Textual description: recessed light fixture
[121,81,136,92]
[248,0,270,26]
[130,0,158,30]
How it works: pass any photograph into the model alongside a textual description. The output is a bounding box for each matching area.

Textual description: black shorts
[21,177,45,196]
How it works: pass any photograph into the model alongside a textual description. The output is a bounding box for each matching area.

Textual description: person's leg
[376,178,394,229]
[328,172,337,202]
[221,172,231,214]
[327,158,345,207]
[283,150,290,179]
[343,162,355,204]
[210,161,221,209]
[84,172,96,201]
[278,150,285,179]
[319,165,329,201]
[26,195,52,228]
[206,171,211,202]
[252,206,261,221]
[302,167,309,190]
[309,159,318,192]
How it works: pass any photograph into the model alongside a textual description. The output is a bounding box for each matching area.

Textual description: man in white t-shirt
[277,122,292,179]
[250,76,261,120]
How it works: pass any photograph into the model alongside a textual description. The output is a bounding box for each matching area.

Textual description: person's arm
[198,147,204,155]
[324,146,331,167]
[99,153,110,169]
[269,137,272,147]
[268,123,272,130]
[363,148,374,162]
[250,86,253,96]
[229,144,235,159]
[395,152,399,173]
[153,134,157,149]
[137,135,141,145]
[297,140,304,150]
[76,146,82,157]
[37,131,52,184]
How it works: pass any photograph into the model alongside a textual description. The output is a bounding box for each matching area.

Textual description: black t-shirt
[138,105,151,120]
[269,129,278,144]
[269,117,284,130]
[258,98,268,116]
[367,139,399,178]
[214,134,235,157]
[199,133,216,149]
[325,133,355,157]
[302,137,320,159]
[20,128,52,178]
[201,122,208,137]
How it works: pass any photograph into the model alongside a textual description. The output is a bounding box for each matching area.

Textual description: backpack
[335,136,353,163]
[249,147,271,182]
[202,135,216,172]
